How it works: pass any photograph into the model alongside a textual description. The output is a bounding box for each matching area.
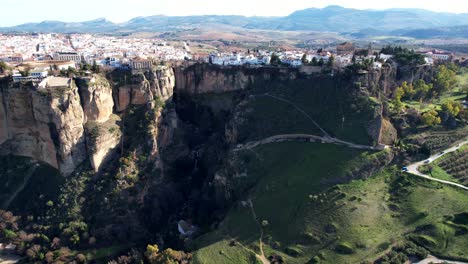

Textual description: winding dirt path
[247,199,270,264]
[405,140,468,191]
[239,94,389,152]
[258,93,330,137]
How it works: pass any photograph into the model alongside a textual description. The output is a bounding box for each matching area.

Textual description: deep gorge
[0,62,412,251]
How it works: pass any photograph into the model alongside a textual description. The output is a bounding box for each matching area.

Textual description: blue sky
[0,0,467,26]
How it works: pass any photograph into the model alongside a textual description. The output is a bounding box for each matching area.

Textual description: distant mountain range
[1,5,468,38]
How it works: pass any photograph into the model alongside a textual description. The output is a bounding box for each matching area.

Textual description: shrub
[335,242,355,254]
[284,246,302,257]
[409,234,437,248]
[301,232,320,244]
[2,229,17,239]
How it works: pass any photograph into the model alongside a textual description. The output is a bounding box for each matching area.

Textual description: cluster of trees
[144,244,192,264]
[412,100,463,127]
[375,241,428,264]
[380,46,426,66]
[394,80,434,106]
[391,64,466,127]
[433,64,457,93]
[54,61,101,77]
[301,54,334,67]
[392,65,459,112]
[80,60,101,73]
[420,110,441,126]
[0,210,86,263]
[270,53,281,66]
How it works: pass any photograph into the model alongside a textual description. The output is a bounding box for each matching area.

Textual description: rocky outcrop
[0,80,86,176]
[113,66,175,112]
[0,66,177,176]
[174,63,300,94]
[85,116,121,172]
[76,75,114,123]
[175,63,252,94]
[355,65,434,97]
[367,100,398,145]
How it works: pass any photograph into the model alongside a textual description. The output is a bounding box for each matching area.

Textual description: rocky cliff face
[113,66,175,112]
[85,116,121,172]
[0,66,178,175]
[0,81,86,176]
[109,66,178,169]
[75,75,121,172]
[367,100,398,145]
[356,65,434,97]
[76,75,114,123]
[174,63,300,94]
[0,63,427,177]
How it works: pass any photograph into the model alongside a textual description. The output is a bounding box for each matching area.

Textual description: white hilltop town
[0,33,459,86]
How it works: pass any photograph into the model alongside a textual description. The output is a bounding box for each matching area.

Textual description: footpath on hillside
[235,94,387,152]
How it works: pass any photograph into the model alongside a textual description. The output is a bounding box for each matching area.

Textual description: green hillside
[191,142,468,263]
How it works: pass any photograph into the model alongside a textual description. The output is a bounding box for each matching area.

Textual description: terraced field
[420,145,468,185]
[438,149,468,183]
[407,127,468,154]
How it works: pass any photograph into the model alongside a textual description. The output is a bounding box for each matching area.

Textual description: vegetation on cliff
[1,62,467,264]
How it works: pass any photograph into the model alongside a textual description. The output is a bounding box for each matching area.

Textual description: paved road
[234,134,385,152]
[405,140,468,191]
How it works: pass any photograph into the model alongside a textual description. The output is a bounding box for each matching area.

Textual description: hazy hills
[1,5,468,38]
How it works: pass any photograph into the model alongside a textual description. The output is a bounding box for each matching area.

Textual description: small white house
[379,54,393,62]
[424,57,434,65]
[372,62,383,69]
[30,69,48,78]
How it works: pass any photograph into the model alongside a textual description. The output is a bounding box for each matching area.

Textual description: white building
[130,59,152,70]
[428,52,452,62]
[53,52,82,63]
[379,54,393,62]
[30,69,48,78]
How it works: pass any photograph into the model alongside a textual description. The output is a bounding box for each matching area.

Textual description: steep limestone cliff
[366,98,398,145]
[85,115,121,172]
[0,63,427,177]
[355,65,435,97]
[0,80,86,176]
[76,75,114,123]
[75,75,121,172]
[0,66,177,176]
[113,66,175,112]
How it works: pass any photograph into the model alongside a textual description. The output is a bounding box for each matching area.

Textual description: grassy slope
[192,142,468,264]
[456,72,468,87]
[237,76,378,145]
[195,143,382,263]
[399,175,468,259]
[0,156,64,215]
